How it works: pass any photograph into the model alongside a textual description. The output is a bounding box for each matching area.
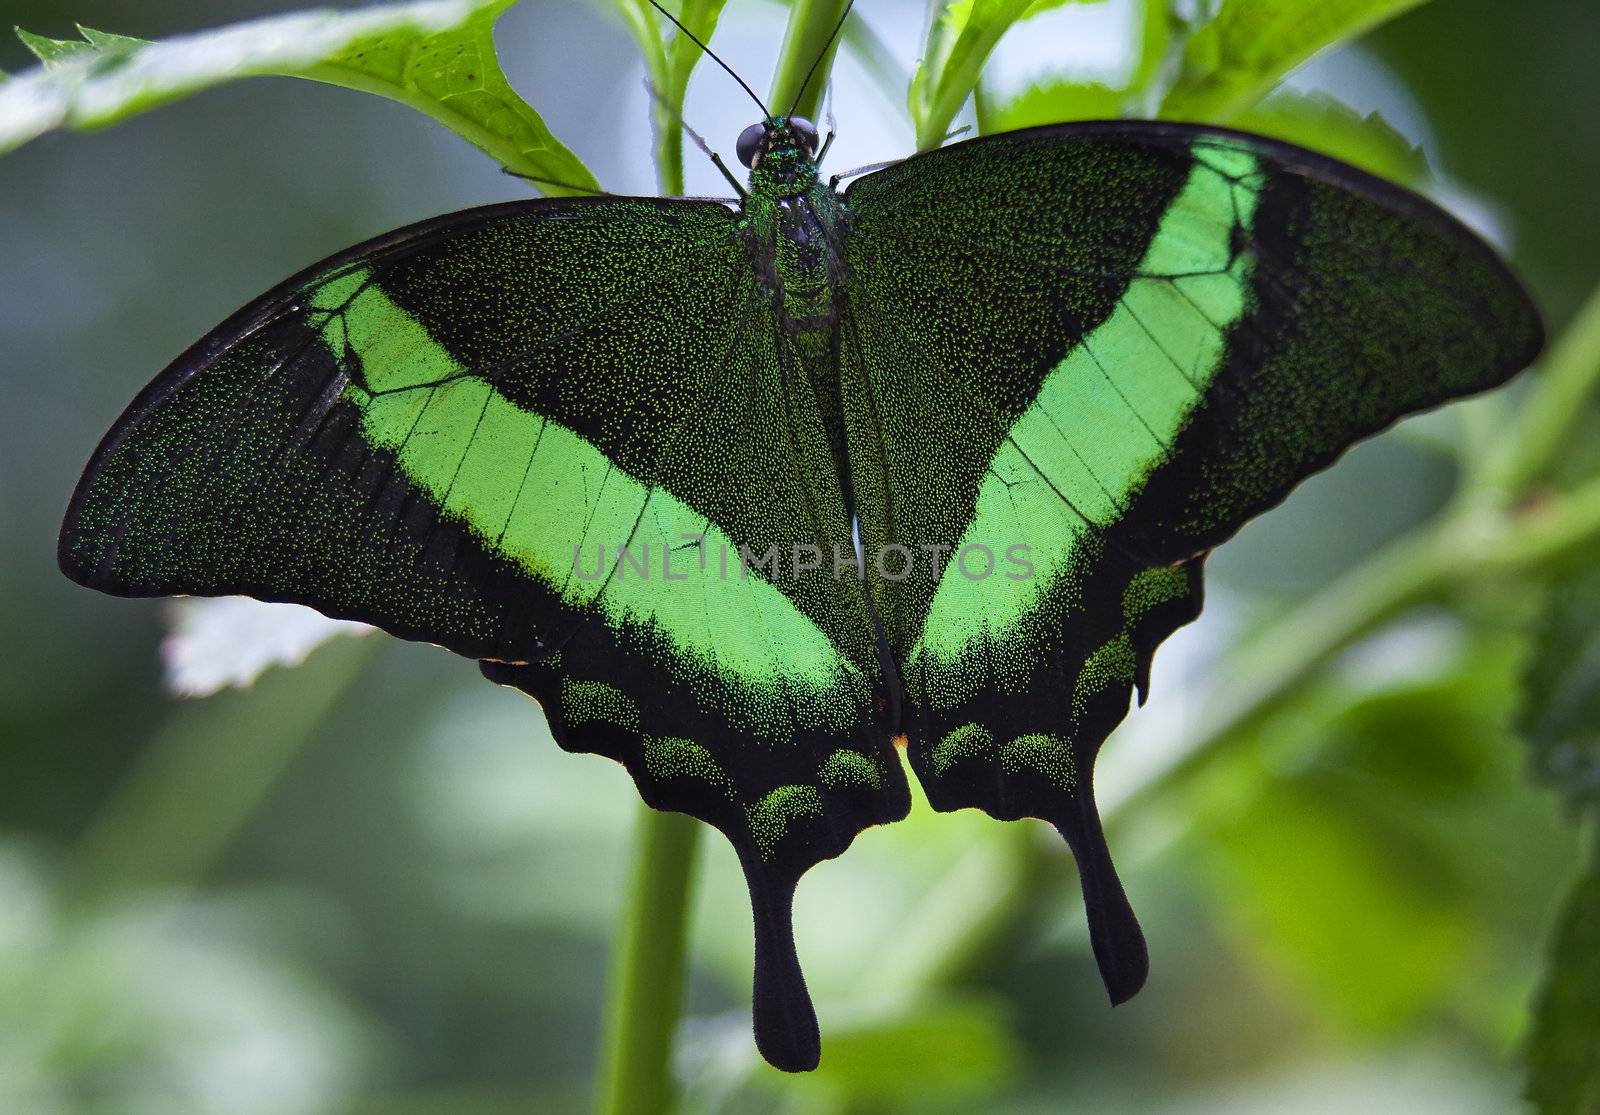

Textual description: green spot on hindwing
[561,678,639,730]
[931,722,996,775]
[1073,633,1136,718]
[818,749,881,790]
[746,784,823,858]
[643,737,734,799]
[1000,733,1077,791]
[1123,565,1190,623]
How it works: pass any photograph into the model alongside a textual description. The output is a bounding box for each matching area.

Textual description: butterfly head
[736,115,821,184]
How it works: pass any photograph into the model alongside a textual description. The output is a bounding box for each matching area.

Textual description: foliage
[1521,563,1600,1112]
[1521,568,1600,815]
[0,0,595,190]
[608,0,729,193]
[1161,0,1434,119]
[1527,826,1600,1113]
[1,1,1597,1114]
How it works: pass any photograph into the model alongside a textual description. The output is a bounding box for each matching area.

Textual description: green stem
[656,106,687,197]
[655,0,728,195]
[594,806,703,1115]
[768,0,851,121]
[1484,280,1600,493]
[1471,470,1600,579]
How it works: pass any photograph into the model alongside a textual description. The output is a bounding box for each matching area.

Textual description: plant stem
[1473,470,1600,578]
[594,805,703,1115]
[768,0,851,121]
[1484,280,1600,493]
[913,0,1032,151]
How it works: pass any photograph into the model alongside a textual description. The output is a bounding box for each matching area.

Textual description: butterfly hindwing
[840,121,1543,999]
[59,196,910,1071]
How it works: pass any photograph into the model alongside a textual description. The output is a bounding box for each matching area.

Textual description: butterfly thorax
[736,121,849,334]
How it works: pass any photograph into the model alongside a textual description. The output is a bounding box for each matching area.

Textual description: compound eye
[789,115,819,153]
[736,122,766,167]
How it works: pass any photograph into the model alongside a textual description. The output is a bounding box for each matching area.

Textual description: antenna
[788,0,854,116]
[644,0,769,117]
[642,79,748,199]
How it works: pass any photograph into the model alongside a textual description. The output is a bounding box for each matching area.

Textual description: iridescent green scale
[59,118,1543,1071]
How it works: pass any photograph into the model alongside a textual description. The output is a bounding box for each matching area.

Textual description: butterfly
[57,37,1542,1072]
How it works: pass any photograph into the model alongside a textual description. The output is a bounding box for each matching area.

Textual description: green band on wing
[911,143,1262,696]
[308,271,859,732]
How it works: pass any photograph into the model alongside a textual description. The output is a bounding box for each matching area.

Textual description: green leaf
[303,0,596,192]
[14,28,98,69]
[913,0,1035,149]
[1526,826,1600,1114]
[1161,0,1434,120]
[1,1,597,194]
[1130,0,1174,98]
[973,0,1173,130]
[1023,0,1109,14]
[1520,569,1600,815]
[1232,91,1429,185]
[913,0,1115,148]
[1205,782,1472,1031]
[1195,635,1526,1032]
[978,79,1127,133]
[74,25,148,53]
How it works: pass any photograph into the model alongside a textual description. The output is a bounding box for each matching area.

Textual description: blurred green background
[2,1,1598,1112]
